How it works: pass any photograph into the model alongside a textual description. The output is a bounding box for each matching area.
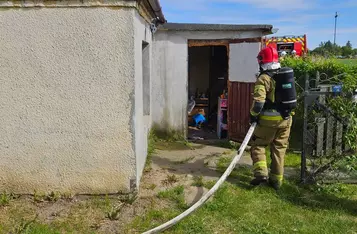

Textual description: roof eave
[146,0,166,24]
[158,23,274,33]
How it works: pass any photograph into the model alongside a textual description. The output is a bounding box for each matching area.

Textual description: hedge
[280,56,357,152]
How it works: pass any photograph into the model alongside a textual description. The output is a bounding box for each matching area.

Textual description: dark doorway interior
[277,43,294,53]
[187,45,228,140]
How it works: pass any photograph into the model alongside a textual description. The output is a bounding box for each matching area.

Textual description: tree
[341,45,352,57]
[346,41,353,49]
[325,40,333,50]
[353,49,357,56]
[312,40,355,57]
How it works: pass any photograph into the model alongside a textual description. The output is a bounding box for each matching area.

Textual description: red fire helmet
[257,46,279,65]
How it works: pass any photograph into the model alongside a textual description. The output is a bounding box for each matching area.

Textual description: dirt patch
[0,143,264,233]
[184,186,209,206]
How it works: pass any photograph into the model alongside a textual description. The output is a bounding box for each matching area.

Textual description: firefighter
[249,46,297,190]
[291,50,298,58]
[280,51,287,57]
[291,50,296,57]
[279,51,287,61]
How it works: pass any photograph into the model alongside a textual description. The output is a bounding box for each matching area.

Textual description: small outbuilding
[0,0,165,195]
[152,23,274,141]
[0,0,274,195]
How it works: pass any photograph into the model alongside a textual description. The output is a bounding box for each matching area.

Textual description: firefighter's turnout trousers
[250,118,292,186]
[250,73,293,186]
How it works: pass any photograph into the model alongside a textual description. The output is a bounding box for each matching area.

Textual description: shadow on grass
[277,181,357,216]
[232,166,357,217]
[154,154,357,217]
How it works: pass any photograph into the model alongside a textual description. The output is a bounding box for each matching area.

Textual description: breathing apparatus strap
[259,70,278,110]
[260,69,292,120]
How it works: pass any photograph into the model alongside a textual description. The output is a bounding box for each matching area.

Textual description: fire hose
[142,122,257,234]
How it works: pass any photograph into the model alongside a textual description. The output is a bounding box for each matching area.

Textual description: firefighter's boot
[250,176,268,186]
[269,177,282,190]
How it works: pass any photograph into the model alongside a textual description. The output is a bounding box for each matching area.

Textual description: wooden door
[228,42,260,142]
[228,82,254,141]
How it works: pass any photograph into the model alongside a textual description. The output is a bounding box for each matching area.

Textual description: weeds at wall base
[192,176,204,187]
[145,126,192,173]
[150,124,185,142]
[0,192,14,206]
[144,128,158,172]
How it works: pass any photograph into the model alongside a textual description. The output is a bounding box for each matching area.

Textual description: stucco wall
[133,10,153,186]
[152,30,264,136]
[0,7,137,194]
[152,32,188,134]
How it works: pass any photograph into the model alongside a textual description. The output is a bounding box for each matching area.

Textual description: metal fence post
[301,73,309,183]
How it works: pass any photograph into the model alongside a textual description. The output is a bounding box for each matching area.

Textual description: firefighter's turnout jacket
[249,72,292,186]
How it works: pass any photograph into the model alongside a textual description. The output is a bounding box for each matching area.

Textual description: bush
[281,56,357,152]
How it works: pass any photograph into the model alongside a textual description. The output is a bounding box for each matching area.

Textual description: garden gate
[300,72,357,183]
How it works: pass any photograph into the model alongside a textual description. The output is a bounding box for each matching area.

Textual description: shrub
[281,56,357,157]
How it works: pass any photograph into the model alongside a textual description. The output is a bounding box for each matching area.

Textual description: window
[142,41,150,116]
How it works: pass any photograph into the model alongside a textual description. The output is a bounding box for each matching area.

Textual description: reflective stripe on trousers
[270,173,283,182]
[260,110,283,121]
[252,160,268,177]
[253,161,267,171]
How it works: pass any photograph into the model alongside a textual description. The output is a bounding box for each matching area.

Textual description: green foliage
[192,176,204,187]
[147,129,157,158]
[311,40,357,58]
[281,56,356,84]
[281,56,357,176]
[0,192,13,206]
[33,191,61,203]
[150,124,185,142]
[145,129,157,172]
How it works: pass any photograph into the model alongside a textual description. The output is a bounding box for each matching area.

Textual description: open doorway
[187,45,228,140]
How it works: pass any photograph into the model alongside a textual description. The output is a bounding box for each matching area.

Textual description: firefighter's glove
[250,114,259,124]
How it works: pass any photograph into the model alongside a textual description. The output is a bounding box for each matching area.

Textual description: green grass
[129,167,357,234]
[215,150,302,178]
[337,59,357,65]
[192,176,204,187]
[157,186,188,210]
[1,152,356,234]
[0,195,123,234]
[0,193,12,206]
[266,151,302,168]
[145,129,157,172]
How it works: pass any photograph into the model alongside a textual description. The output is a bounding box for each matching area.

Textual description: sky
[160,0,357,49]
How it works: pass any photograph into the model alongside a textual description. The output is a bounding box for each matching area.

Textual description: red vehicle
[262,35,307,57]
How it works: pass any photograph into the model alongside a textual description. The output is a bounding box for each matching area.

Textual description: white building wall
[133,11,153,186]
[152,32,188,135]
[0,7,137,194]
[152,30,264,136]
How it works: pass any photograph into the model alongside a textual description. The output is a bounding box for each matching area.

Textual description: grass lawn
[130,182,357,234]
[130,157,357,234]
[1,142,356,234]
[337,59,357,65]
[0,195,126,234]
